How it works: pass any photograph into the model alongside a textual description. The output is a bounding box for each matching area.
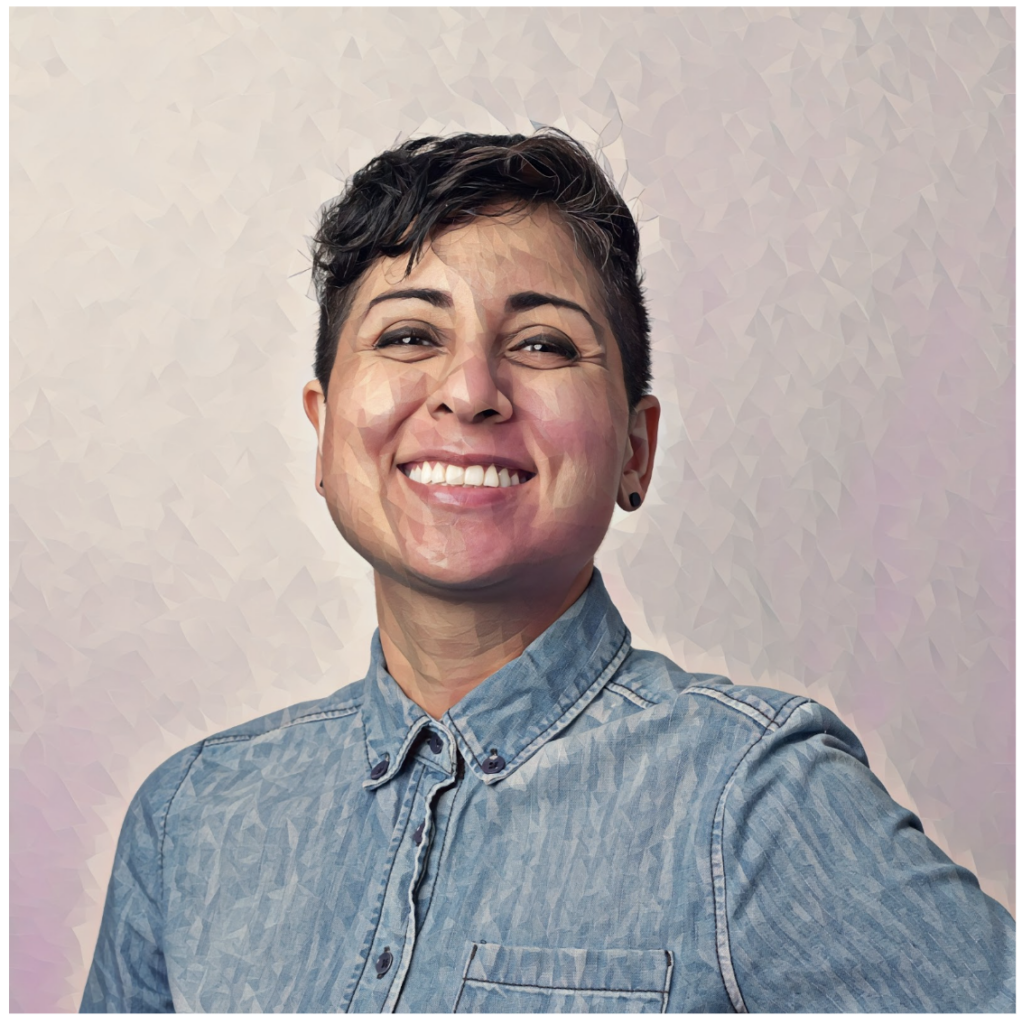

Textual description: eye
[374,328,438,354]
[509,335,580,365]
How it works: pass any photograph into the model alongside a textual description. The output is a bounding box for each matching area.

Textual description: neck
[375,562,594,719]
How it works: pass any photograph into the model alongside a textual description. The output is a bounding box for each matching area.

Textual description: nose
[428,343,513,425]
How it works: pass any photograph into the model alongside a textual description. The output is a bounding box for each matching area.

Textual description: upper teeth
[404,461,525,487]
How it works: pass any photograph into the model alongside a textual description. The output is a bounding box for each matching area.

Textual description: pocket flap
[455,942,674,1012]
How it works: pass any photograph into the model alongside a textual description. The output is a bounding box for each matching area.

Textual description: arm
[719,699,1014,1012]
[80,744,201,1013]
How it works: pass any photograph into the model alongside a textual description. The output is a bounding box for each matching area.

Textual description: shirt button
[427,732,443,754]
[481,750,506,774]
[369,756,389,780]
[375,947,393,978]
[412,821,425,845]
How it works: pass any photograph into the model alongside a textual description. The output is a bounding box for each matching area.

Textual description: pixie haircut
[310,129,652,409]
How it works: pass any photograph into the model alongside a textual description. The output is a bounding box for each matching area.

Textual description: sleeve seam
[157,741,207,907]
[710,694,807,1012]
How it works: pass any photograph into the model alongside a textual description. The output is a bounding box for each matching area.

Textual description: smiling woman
[80,130,1014,1013]
[302,201,659,719]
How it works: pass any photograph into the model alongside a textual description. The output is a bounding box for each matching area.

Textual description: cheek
[523,381,626,489]
[327,364,427,464]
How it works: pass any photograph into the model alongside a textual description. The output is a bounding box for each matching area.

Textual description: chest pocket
[453,942,674,1013]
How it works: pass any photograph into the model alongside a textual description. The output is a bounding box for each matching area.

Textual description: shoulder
[199,680,366,746]
[607,647,869,798]
[615,646,821,735]
[132,680,368,815]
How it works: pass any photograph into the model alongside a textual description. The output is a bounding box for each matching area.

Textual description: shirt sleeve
[719,698,1015,1012]
[80,744,201,1013]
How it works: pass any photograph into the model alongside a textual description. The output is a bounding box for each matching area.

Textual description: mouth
[398,459,536,489]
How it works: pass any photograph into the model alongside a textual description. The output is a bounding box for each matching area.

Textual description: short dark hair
[310,128,652,409]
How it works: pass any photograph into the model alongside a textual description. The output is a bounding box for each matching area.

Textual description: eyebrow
[363,288,454,316]
[504,291,601,337]
[362,287,602,338]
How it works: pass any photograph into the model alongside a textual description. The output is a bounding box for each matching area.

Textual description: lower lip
[397,469,531,507]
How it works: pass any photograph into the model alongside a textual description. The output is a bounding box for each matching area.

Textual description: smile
[399,460,535,488]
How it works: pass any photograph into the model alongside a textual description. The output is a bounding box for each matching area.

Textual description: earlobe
[618,394,660,511]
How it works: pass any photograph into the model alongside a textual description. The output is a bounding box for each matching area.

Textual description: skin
[304,204,659,719]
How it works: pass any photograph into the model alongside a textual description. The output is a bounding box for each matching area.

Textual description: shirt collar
[360,567,631,788]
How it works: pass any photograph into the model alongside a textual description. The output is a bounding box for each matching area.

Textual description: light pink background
[10,7,1015,1012]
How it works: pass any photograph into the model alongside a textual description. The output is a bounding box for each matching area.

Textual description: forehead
[354,205,605,313]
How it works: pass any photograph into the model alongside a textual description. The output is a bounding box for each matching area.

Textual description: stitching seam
[381,908,415,1010]
[289,707,360,726]
[497,633,631,781]
[661,950,674,1013]
[460,979,664,995]
[343,762,427,1011]
[360,707,377,777]
[711,744,754,1013]
[686,686,775,730]
[513,634,631,764]
[452,943,478,1012]
[417,757,464,923]
[157,741,206,904]
[710,693,805,1013]
[202,705,361,746]
[606,680,656,709]
[447,631,631,783]
[446,717,482,773]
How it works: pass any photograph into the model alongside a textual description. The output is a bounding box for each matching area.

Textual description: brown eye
[510,336,580,363]
[374,329,438,352]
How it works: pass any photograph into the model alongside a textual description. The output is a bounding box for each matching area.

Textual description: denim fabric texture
[81,569,1015,1012]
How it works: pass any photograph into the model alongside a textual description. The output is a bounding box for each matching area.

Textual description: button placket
[348,743,461,1013]
[345,757,427,1012]
[380,763,461,1013]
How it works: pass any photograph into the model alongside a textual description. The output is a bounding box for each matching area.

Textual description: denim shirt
[81,569,1014,1012]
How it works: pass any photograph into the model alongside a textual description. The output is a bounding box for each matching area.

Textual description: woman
[82,130,1014,1012]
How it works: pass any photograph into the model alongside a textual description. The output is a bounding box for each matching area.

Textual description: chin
[374,540,575,597]
[408,540,601,600]
[396,552,524,594]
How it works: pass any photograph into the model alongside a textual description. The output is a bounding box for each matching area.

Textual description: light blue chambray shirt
[81,568,1014,1012]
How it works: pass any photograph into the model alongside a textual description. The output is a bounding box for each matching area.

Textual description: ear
[302,380,327,494]
[616,395,660,511]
